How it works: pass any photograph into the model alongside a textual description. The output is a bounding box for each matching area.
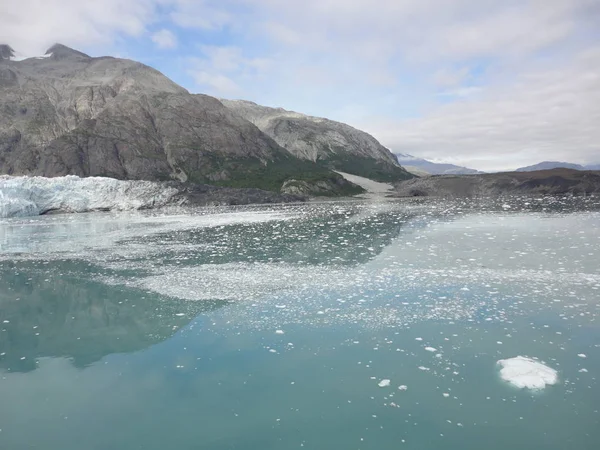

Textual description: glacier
[0,175,180,218]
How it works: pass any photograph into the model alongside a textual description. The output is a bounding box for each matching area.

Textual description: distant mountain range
[394,153,483,175]
[392,156,600,176]
[515,161,600,172]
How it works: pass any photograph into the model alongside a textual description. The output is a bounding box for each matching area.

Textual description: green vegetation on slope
[186,153,364,196]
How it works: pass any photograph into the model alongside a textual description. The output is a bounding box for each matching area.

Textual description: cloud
[0,0,158,56]
[186,45,274,97]
[151,29,178,49]
[361,46,600,171]
[431,67,472,88]
[1,0,599,169]
[189,71,243,96]
[169,0,233,30]
[249,0,599,64]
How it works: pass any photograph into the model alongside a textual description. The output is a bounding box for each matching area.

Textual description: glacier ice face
[497,356,558,389]
[0,176,179,218]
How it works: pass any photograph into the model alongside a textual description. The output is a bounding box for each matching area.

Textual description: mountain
[393,168,600,197]
[0,44,362,196]
[394,153,483,175]
[221,100,413,182]
[516,161,584,172]
[515,161,600,172]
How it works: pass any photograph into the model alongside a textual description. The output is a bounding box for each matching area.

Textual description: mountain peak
[45,44,90,60]
[515,161,584,172]
[0,44,15,60]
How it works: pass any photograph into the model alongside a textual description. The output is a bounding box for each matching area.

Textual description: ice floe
[497,356,558,389]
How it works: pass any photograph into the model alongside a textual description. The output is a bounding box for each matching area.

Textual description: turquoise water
[1,197,599,449]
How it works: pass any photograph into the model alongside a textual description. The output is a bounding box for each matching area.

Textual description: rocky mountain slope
[393,169,600,197]
[394,153,482,175]
[0,44,361,196]
[222,100,413,182]
[516,161,600,172]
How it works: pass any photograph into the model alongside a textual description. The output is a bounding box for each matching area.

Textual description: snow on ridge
[11,52,53,62]
[0,175,179,218]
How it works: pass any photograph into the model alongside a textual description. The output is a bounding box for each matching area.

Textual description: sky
[1,0,599,171]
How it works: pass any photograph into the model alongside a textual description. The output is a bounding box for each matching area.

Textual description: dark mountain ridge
[393,168,600,197]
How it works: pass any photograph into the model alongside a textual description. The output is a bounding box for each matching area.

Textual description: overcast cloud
[1,0,599,170]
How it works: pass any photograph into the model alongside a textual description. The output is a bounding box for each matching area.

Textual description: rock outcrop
[0,45,15,61]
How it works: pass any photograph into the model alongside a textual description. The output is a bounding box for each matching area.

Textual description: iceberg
[497,356,558,389]
[0,175,180,219]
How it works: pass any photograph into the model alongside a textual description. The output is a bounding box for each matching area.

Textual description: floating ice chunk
[497,356,558,389]
[577,354,587,358]
[418,366,430,371]
[442,393,450,398]
[378,379,391,388]
[398,385,408,391]
[175,313,185,317]
[579,368,588,373]
[425,347,437,352]
[415,337,423,341]
[275,330,285,335]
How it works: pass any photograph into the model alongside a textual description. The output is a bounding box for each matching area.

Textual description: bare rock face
[0,44,359,195]
[0,45,15,60]
[222,100,413,182]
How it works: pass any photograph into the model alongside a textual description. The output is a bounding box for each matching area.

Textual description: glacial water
[0,197,599,450]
